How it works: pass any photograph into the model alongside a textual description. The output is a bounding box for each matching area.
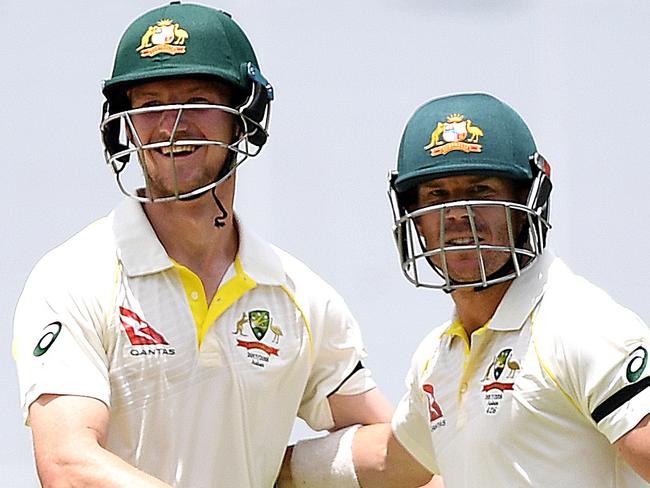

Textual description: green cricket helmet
[100,1,274,202]
[388,92,552,291]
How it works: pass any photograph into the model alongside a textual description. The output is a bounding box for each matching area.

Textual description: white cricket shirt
[14,198,375,487]
[393,252,650,487]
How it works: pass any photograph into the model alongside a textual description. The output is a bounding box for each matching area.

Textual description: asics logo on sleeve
[591,344,650,423]
[33,321,62,357]
[626,345,648,383]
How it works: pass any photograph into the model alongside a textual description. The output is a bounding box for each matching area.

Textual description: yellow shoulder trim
[531,309,583,415]
[280,285,314,361]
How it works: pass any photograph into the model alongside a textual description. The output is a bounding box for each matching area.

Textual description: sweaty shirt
[14,198,375,487]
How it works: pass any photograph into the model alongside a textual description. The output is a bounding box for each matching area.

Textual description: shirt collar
[488,251,555,332]
[112,198,172,277]
[442,251,556,342]
[112,198,286,286]
[234,217,286,286]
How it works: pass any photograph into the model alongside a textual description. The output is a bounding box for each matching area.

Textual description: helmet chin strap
[174,180,229,229]
[438,257,519,294]
[208,150,238,228]
[211,186,228,228]
[172,147,237,228]
[469,258,520,293]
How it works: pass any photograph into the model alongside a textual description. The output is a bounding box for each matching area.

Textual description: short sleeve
[13,256,111,425]
[392,358,439,474]
[296,290,375,431]
[538,286,650,443]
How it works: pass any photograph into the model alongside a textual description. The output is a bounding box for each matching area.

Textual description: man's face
[414,175,527,284]
[128,77,236,199]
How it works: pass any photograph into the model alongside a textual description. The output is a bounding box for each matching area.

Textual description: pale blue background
[2,1,649,484]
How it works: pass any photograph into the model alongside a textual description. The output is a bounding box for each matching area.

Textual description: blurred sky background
[2,0,649,485]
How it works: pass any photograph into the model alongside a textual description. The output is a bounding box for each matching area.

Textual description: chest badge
[480,347,521,415]
[233,310,283,367]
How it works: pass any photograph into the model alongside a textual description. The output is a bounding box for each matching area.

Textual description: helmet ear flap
[527,153,553,249]
[527,153,552,212]
[242,82,270,146]
[240,62,274,148]
[101,100,130,165]
[388,171,415,282]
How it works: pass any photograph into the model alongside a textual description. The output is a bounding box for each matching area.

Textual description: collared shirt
[393,252,650,487]
[14,198,374,488]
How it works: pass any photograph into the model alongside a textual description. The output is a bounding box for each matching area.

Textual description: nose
[444,204,471,222]
[157,108,184,134]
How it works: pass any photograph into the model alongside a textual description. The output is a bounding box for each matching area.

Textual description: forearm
[30,395,172,488]
[277,424,437,488]
[276,445,294,486]
[615,413,650,482]
[353,423,435,488]
[36,439,172,488]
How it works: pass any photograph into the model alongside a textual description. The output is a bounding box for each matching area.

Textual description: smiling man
[12,3,396,487]
[311,92,650,488]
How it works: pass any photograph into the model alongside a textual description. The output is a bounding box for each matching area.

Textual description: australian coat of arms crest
[137,19,189,58]
[232,310,284,367]
[424,113,484,157]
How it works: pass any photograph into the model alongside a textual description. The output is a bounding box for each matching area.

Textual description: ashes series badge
[480,348,521,415]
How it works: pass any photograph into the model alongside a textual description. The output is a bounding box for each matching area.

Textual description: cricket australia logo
[119,306,176,357]
[137,19,189,58]
[422,383,446,431]
[424,113,484,157]
[233,310,284,367]
[480,348,521,415]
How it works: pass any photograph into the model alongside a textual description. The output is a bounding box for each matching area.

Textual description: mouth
[445,237,483,246]
[157,144,198,158]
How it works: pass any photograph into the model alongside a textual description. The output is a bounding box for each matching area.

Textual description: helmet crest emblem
[136,19,189,58]
[424,113,484,157]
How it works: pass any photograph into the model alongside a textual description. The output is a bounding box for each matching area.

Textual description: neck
[143,177,238,300]
[450,280,512,336]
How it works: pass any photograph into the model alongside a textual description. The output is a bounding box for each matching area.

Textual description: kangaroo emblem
[232,312,248,336]
[424,122,445,150]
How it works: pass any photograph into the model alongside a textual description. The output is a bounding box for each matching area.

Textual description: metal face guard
[390,196,550,291]
[100,80,271,202]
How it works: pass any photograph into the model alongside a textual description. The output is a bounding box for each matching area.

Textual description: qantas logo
[422,384,444,422]
[119,307,169,345]
[422,383,446,431]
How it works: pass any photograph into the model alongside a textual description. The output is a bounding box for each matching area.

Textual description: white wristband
[290,425,361,488]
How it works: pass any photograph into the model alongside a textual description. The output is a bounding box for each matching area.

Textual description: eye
[186,97,211,104]
[470,184,494,196]
[419,188,449,205]
[430,189,448,198]
[133,99,162,109]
